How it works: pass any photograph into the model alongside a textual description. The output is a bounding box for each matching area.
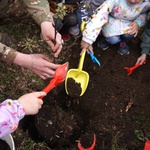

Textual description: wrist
[14,100,26,118]
[41,21,53,29]
[13,53,32,69]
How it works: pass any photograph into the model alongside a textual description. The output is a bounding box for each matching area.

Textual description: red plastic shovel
[78,134,96,150]
[40,62,69,99]
[142,129,150,150]
[144,141,150,150]
[124,61,146,76]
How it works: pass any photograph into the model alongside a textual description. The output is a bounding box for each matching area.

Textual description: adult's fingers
[53,33,62,52]
[32,70,50,80]
[33,65,59,80]
[46,62,60,70]
[46,40,55,50]
[54,44,62,57]
[42,55,53,62]
[43,72,53,79]
[40,75,47,80]
[43,73,52,79]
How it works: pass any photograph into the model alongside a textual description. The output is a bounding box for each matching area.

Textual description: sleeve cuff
[135,19,142,27]
[34,14,52,25]
[141,48,150,55]
[82,37,94,45]
[13,100,25,120]
[1,48,17,64]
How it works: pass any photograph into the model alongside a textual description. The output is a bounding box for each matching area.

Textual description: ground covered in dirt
[0,13,150,150]
[18,36,150,150]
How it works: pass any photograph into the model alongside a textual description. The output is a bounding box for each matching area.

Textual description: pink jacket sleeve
[0,99,25,137]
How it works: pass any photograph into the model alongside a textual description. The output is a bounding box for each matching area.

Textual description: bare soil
[20,36,150,150]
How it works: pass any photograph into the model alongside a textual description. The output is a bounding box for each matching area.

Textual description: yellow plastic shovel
[65,50,89,96]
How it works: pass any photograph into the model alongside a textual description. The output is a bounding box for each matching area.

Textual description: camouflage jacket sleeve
[18,0,52,25]
[0,42,17,64]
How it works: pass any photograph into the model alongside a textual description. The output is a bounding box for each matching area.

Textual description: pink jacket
[0,100,25,137]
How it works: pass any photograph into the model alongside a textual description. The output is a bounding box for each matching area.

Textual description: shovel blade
[54,62,69,84]
[124,67,132,76]
[144,141,150,150]
[65,69,89,96]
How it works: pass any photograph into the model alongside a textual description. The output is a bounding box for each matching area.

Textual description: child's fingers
[134,31,138,37]
[39,99,43,105]
[128,28,137,35]
[38,105,42,109]
[88,45,94,54]
[35,91,47,98]
[80,49,87,56]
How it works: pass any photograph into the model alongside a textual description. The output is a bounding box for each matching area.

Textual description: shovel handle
[78,50,86,71]
[127,60,146,71]
[89,51,100,67]
[131,60,146,70]
[130,62,141,70]
[39,79,56,99]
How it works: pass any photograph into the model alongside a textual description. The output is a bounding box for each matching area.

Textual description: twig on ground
[125,98,135,112]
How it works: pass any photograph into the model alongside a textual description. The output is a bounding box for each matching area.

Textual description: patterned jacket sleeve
[0,42,17,64]
[0,99,25,137]
[134,13,147,28]
[82,0,115,44]
[134,6,149,28]
[18,0,52,25]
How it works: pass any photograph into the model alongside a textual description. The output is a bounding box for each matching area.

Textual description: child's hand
[80,40,93,55]
[127,21,139,37]
[135,54,146,65]
[18,92,46,115]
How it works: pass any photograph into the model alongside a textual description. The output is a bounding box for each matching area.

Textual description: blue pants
[105,34,134,45]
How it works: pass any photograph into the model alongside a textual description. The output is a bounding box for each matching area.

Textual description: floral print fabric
[0,99,25,137]
[82,0,150,44]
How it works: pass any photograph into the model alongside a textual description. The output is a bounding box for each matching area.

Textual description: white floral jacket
[82,0,150,44]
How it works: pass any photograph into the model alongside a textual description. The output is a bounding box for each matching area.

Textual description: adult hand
[13,52,60,79]
[80,40,93,55]
[127,21,139,37]
[41,21,62,57]
[135,54,146,65]
[18,92,46,115]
